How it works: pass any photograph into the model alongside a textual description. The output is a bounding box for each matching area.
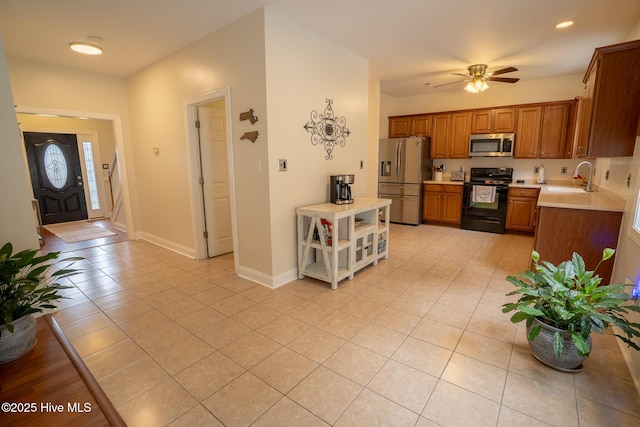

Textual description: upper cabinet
[514,101,576,159]
[388,100,576,159]
[471,108,516,134]
[575,40,640,158]
[388,116,411,138]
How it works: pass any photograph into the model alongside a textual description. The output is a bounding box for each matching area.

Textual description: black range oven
[461,167,513,234]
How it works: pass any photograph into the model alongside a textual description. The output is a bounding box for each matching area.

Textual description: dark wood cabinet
[471,108,516,134]
[506,187,539,232]
[533,207,623,284]
[575,40,640,158]
[423,184,462,224]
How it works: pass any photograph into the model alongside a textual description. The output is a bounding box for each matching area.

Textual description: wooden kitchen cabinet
[471,108,516,134]
[575,40,640,158]
[431,114,450,158]
[514,102,576,159]
[506,187,539,232]
[539,101,575,158]
[411,114,431,136]
[422,184,462,224]
[389,116,411,137]
[514,106,542,158]
[533,207,622,284]
[449,111,472,158]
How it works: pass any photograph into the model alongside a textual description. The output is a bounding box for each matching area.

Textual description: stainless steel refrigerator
[378,137,433,225]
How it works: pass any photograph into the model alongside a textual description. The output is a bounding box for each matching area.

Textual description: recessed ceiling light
[70,42,103,55]
[555,20,574,29]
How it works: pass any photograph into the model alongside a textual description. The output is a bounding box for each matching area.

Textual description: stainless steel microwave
[469,133,515,157]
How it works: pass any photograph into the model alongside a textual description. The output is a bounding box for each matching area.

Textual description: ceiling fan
[431,64,520,93]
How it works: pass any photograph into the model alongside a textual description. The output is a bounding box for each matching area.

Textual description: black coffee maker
[330,174,354,204]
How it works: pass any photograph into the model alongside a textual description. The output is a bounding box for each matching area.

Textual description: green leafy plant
[502,248,640,359]
[0,242,82,335]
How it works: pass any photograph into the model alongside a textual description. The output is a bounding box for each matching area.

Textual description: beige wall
[6,57,138,237]
[263,8,370,281]
[0,37,39,251]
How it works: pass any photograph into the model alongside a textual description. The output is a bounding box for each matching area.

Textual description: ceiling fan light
[465,79,488,93]
[69,42,103,55]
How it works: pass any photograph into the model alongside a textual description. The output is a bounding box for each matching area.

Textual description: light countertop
[536,185,626,212]
[421,179,626,212]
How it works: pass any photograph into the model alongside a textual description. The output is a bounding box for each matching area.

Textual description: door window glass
[82,141,101,210]
[44,144,67,189]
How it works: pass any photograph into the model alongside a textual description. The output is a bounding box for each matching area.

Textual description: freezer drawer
[378,182,421,197]
[379,194,421,225]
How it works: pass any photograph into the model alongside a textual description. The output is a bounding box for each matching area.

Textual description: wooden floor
[0,316,125,426]
[40,218,127,254]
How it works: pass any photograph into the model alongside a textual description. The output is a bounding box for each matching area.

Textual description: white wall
[0,37,39,251]
[125,10,269,270]
[263,8,369,283]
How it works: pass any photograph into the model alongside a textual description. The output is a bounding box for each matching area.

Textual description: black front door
[24,132,88,225]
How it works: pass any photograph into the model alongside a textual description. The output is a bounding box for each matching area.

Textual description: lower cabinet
[506,187,539,232]
[423,184,463,224]
[533,207,622,284]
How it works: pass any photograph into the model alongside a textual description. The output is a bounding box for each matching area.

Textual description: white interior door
[198,104,233,256]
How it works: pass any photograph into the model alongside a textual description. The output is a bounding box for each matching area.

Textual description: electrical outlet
[278,159,287,171]
[534,166,539,173]
[605,170,610,180]
[561,167,567,174]
[256,160,262,173]
[245,242,252,254]
[628,174,632,188]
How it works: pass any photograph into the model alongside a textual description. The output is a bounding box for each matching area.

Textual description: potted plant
[502,248,640,372]
[0,242,81,364]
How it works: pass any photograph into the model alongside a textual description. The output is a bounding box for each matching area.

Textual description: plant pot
[0,315,38,364]
[526,317,592,372]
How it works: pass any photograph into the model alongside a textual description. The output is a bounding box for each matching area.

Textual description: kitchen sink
[545,186,589,193]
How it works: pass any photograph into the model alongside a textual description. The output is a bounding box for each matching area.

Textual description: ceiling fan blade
[432,79,468,88]
[451,72,469,77]
[489,67,518,76]
[488,77,520,83]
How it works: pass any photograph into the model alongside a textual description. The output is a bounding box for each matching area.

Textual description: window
[631,187,640,247]
[82,141,100,210]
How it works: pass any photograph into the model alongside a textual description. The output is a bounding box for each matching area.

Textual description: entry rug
[44,221,116,243]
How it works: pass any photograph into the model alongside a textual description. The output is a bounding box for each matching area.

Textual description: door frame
[22,129,108,220]
[184,86,239,266]
[15,106,135,239]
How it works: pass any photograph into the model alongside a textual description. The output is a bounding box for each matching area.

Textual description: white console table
[296,198,391,289]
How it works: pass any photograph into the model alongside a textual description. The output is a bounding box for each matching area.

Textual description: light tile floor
[50,224,640,426]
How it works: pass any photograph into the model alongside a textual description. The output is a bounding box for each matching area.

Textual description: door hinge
[203,230,209,238]
[199,177,204,185]
[195,120,201,129]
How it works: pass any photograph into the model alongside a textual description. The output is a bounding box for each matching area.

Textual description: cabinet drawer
[423,184,442,193]
[509,187,539,198]
[443,185,463,194]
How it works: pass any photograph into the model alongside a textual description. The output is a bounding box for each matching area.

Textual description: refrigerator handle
[395,142,401,179]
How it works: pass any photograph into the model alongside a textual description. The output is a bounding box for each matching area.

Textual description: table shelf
[296,198,391,289]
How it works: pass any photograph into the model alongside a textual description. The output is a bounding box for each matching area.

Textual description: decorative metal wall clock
[303,99,350,160]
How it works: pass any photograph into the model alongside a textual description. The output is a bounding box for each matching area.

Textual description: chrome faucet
[574,161,594,192]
